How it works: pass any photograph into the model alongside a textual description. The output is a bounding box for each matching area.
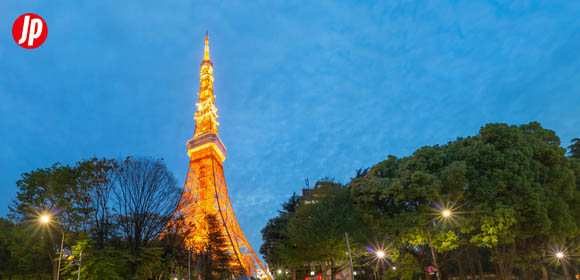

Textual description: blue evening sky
[1,1,579,255]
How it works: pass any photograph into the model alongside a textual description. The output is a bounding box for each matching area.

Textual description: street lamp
[371,248,388,280]
[40,214,65,280]
[345,232,355,280]
[427,208,454,279]
[554,250,572,279]
[376,250,385,259]
[442,209,451,218]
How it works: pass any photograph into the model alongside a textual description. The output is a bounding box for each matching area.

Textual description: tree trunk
[49,249,57,280]
[456,258,466,280]
[540,264,548,280]
[519,266,526,280]
[330,261,335,280]
[562,262,571,280]
[495,264,501,280]
[494,244,515,280]
[477,258,484,280]
[469,259,476,280]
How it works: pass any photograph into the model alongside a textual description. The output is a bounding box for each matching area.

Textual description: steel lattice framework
[165,33,269,279]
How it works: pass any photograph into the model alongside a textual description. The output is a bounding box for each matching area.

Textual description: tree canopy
[262,122,580,280]
[1,157,190,279]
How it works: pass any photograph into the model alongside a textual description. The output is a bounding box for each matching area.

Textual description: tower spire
[191,32,224,161]
[204,30,210,61]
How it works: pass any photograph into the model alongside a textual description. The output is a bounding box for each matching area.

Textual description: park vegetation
[0,157,242,280]
[261,122,580,280]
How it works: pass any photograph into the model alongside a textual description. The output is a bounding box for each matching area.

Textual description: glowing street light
[442,209,451,218]
[553,250,572,279]
[40,214,50,224]
[39,213,65,280]
[277,269,282,274]
[427,207,455,280]
[392,266,396,270]
[376,250,385,259]
[310,271,315,276]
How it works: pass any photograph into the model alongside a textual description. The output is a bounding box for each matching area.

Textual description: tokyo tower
[165,33,269,279]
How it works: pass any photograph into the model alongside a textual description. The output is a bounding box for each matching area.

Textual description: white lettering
[18,15,30,45]
[28,18,43,46]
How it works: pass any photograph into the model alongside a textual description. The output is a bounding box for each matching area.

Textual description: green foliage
[265,122,580,280]
[384,253,422,280]
[260,193,299,268]
[432,230,459,253]
[0,217,54,279]
[470,208,517,248]
[357,122,580,279]
[568,138,580,158]
[0,218,20,278]
[195,214,244,280]
[9,163,78,223]
[280,182,366,276]
[3,157,183,279]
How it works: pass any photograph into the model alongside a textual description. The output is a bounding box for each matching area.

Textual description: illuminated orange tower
[167,33,269,279]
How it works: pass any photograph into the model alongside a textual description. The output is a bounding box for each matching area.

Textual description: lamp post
[40,214,65,280]
[556,251,571,279]
[426,227,439,279]
[345,232,355,280]
[427,208,453,279]
[77,249,83,280]
[375,250,386,280]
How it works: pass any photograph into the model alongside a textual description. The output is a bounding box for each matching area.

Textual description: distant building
[301,181,342,204]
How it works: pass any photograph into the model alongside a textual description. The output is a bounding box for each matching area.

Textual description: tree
[159,216,192,278]
[113,156,181,275]
[6,218,56,279]
[351,122,580,280]
[351,153,462,280]
[8,163,80,279]
[195,213,243,280]
[4,156,190,279]
[569,138,580,158]
[76,157,117,249]
[9,163,78,222]
[0,218,19,278]
[260,193,300,270]
[281,182,366,280]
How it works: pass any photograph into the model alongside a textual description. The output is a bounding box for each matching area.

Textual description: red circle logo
[12,13,48,49]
